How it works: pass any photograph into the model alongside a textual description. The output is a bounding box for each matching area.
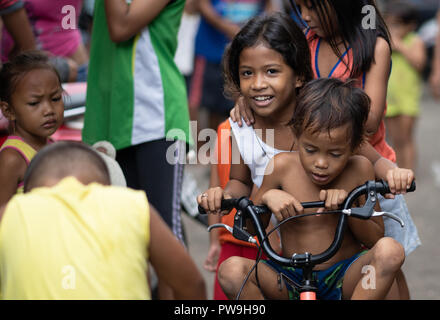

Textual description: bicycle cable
[234,209,344,300]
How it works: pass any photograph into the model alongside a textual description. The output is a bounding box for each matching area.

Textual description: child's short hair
[384,1,419,24]
[290,78,370,150]
[223,12,313,100]
[23,141,110,192]
[0,50,62,104]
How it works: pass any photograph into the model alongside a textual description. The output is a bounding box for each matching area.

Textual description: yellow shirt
[0,177,151,300]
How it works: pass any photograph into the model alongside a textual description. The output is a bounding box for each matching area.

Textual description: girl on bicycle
[198,12,313,298]
[0,51,64,207]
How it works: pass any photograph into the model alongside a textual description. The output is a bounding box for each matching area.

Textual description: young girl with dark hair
[0,51,64,207]
[198,12,313,299]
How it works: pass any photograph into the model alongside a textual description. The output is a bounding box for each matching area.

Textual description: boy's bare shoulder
[272,152,301,171]
[345,155,375,183]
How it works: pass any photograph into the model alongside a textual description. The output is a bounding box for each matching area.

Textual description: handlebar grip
[375,179,416,194]
[198,198,238,215]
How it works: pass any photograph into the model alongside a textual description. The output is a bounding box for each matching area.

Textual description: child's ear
[295,77,305,89]
[0,101,15,121]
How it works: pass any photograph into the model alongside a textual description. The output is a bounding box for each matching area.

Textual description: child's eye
[304,147,315,154]
[330,152,342,158]
[241,70,252,77]
[52,96,62,102]
[267,69,279,75]
[28,101,39,106]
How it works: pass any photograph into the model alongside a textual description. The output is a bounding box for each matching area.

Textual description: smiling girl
[0,51,64,206]
[198,12,313,213]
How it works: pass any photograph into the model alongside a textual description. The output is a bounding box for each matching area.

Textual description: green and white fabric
[83,0,191,150]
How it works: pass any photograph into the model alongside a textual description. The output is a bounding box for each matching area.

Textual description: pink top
[306,29,396,162]
[1,0,83,61]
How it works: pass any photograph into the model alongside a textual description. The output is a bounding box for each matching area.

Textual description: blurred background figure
[1,0,88,82]
[0,0,36,133]
[385,0,427,171]
[429,5,440,99]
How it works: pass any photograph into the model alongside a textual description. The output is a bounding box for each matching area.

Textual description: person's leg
[342,237,405,300]
[214,243,242,300]
[135,139,185,299]
[214,243,266,300]
[116,145,139,189]
[218,256,289,300]
[135,139,185,242]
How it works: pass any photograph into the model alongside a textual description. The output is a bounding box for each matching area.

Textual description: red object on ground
[0,134,6,147]
[51,125,82,141]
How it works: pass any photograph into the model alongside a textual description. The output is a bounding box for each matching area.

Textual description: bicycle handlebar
[198,180,415,268]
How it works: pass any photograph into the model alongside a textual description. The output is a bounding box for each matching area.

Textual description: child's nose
[251,74,268,90]
[314,157,328,169]
[42,100,56,115]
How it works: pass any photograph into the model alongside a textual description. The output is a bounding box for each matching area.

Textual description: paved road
[182,86,440,300]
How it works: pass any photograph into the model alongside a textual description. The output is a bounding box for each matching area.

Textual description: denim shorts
[379,194,421,256]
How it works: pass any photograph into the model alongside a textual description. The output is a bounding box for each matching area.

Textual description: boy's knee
[217,256,248,298]
[373,237,405,274]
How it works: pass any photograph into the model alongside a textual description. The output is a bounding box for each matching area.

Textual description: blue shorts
[263,250,367,300]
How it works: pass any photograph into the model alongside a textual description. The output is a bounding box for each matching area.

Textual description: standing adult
[0,0,35,131]
[82,0,192,299]
[189,0,273,133]
[1,0,88,82]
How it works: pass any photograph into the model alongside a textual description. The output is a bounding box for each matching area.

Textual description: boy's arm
[363,37,391,136]
[149,204,206,299]
[2,7,36,58]
[251,154,303,230]
[392,33,426,73]
[357,142,414,195]
[347,157,384,249]
[104,0,171,43]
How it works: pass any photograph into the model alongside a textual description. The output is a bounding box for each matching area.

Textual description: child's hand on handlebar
[262,189,304,222]
[319,189,348,211]
[385,167,415,199]
[197,187,232,215]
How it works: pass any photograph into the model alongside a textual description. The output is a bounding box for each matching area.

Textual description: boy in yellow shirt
[0,141,206,300]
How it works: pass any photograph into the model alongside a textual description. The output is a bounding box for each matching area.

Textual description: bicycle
[198,179,416,300]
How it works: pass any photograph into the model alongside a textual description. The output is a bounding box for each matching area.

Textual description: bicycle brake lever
[207,223,233,233]
[207,223,258,244]
[342,209,405,228]
[372,211,405,228]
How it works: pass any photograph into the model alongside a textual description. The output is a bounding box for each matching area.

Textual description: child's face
[298,124,353,187]
[296,0,336,38]
[7,68,64,140]
[385,15,414,39]
[239,43,302,121]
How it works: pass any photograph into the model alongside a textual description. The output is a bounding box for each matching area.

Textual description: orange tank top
[306,29,396,162]
[215,120,256,247]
